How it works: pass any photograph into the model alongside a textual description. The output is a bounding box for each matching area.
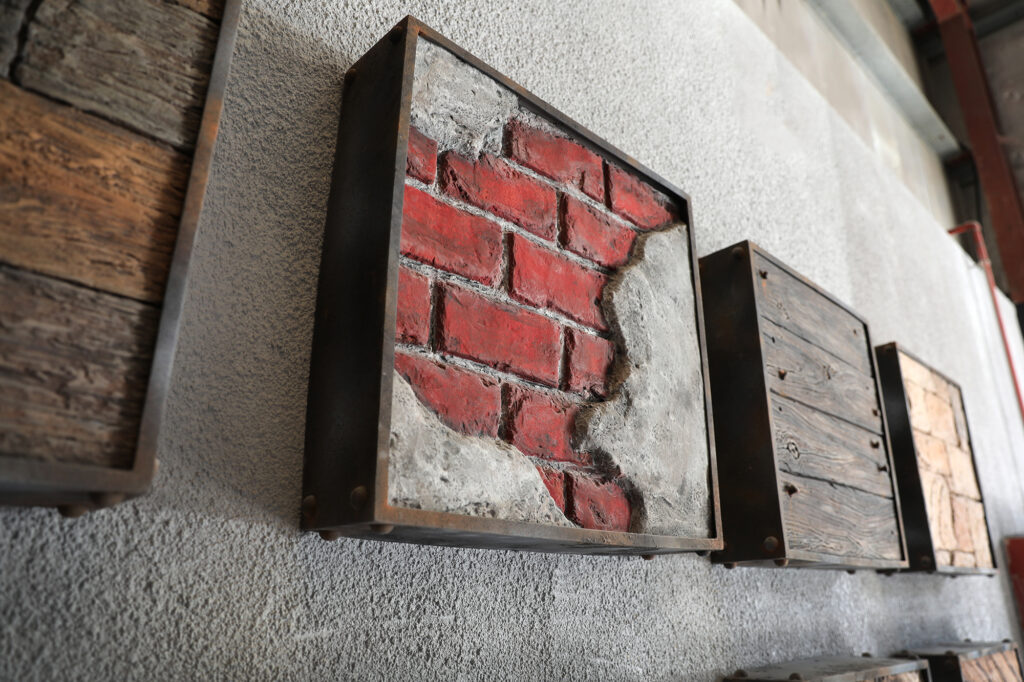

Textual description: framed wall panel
[700,241,907,569]
[301,16,721,555]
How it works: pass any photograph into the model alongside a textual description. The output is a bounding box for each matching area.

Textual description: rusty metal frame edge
[876,341,999,576]
[0,0,242,509]
[302,15,721,554]
[706,241,908,569]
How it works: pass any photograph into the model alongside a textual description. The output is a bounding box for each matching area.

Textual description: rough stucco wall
[2,1,1024,680]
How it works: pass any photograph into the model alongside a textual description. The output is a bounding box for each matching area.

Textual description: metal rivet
[774,558,789,567]
[762,536,779,553]
[641,554,655,561]
[921,555,933,566]
[696,550,709,557]
[319,530,342,542]
[301,495,317,521]
[789,673,803,680]
[731,246,744,260]
[733,670,749,678]
[370,523,394,535]
[92,492,126,508]
[350,485,369,510]
[57,504,89,518]
[345,67,358,83]
[724,562,737,569]
[778,369,787,379]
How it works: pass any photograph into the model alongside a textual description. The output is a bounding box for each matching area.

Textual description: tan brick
[948,446,981,499]
[951,494,975,553]
[905,381,930,433]
[935,549,952,567]
[914,429,950,475]
[900,352,936,392]
[950,386,971,449]
[965,498,994,569]
[952,550,977,568]
[921,468,957,551]
[925,390,957,443]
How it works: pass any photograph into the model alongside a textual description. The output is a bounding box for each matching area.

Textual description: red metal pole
[950,221,1024,422]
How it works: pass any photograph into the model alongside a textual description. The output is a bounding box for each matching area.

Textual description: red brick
[607,165,677,229]
[440,152,557,240]
[406,126,438,184]
[505,385,587,464]
[509,235,607,331]
[506,119,604,202]
[567,473,631,531]
[566,329,614,397]
[562,195,636,268]
[395,267,430,345]
[394,352,500,436]
[438,285,560,386]
[401,185,502,285]
[536,465,566,512]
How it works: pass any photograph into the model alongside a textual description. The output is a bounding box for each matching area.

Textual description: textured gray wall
[3,1,1024,680]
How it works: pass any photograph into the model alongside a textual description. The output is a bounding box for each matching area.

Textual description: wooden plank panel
[771,394,893,498]
[0,265,158,468]
[962,651,1024,682]
[762,318,884,434]
[0,80,188,302]
[173,0,224,20]
[16,0,218,149]
[752,253,873,374]
[0,0,33,75]
[780,471,902,560]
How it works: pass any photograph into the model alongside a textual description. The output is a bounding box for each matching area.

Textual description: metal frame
[725,655,931,681]
[0,0,242,514]
[301,16,722,555]
[701,241,908,569]
[907,641,1022,682]
[876,342,999,576]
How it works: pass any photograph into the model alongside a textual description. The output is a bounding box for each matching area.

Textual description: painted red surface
[394,124,678,530]
[1006,537,1024,625]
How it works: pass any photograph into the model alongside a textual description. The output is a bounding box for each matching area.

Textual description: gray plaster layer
[3,1,1024,680]
[581,225,711,537]
[388,375,572,526]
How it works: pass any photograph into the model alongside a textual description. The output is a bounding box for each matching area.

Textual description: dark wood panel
[763,317,883,434]
[752,252,872,374]
[0,265,158,468]
[0,80,188,302]
[772,394,893,498]
[780,471,903,560]
[16,0,218,149]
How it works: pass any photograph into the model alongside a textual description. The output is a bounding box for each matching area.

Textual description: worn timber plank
[752,253,873,375]
[0,0,33,76]
[0,80,188,302]
[173,0,223,20]
[763,318,883,434]
[779,471,903,560]
[16,0,218,149]
[961,651,1023,682]
[771,394,893,498]
[0,265,158,468]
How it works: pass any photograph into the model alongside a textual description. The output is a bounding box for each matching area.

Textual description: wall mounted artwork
[700,241,907,569]
[876,343,996,574]
[906,643,1022,682]
[301,16,721,554]
[724,655,930,682]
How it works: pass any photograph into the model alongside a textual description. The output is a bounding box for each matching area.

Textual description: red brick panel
[440,152,557,240]
[505,385,587,465]
[567,472,631,531]
[607,164,677,229]
[536,465,567,512]
[506,119,605,202]
[394,352,501,437]
[565,329,614,398]
[562,195,636,268]
[509,235,608,331]
[406,126,438,184]
[401,185,503,285]
[395,267,430,345]
[438,285,561,386]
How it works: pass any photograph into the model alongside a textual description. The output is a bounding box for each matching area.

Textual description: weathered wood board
[0,265,159,468]
[15,0,219,149]
[913,644,1022,682]
[702,241,905,569]
[0,0,33,75]
[0,80,188,303]
[878,344,995,572]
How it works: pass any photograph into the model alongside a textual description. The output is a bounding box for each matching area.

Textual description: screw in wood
[724,562,737,569]
[301,495,317,522]
[350,485,369,510]
[778,369,787,379]
[369,523,395,534]
[862,652,872,658]
[762,536,779,553]
[870,439,880,448]
[732,670,748,678]
[318,530,342,542]
[641,554,655,561]
[759,270,768,279]
[789,673,803,680]
[57,504,89,518]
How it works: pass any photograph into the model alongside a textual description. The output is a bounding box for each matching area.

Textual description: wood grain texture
[779,472,902,560]
[16,0,218,149]
[0,265,158,468]
[771,394,893,498]
[752,253,873,375]
[877,673,923,682]
[961,651,1024,682]
[0,80,188,302]
[173,0,223,20]
[762,318,883,434]
[0,0,33,76]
